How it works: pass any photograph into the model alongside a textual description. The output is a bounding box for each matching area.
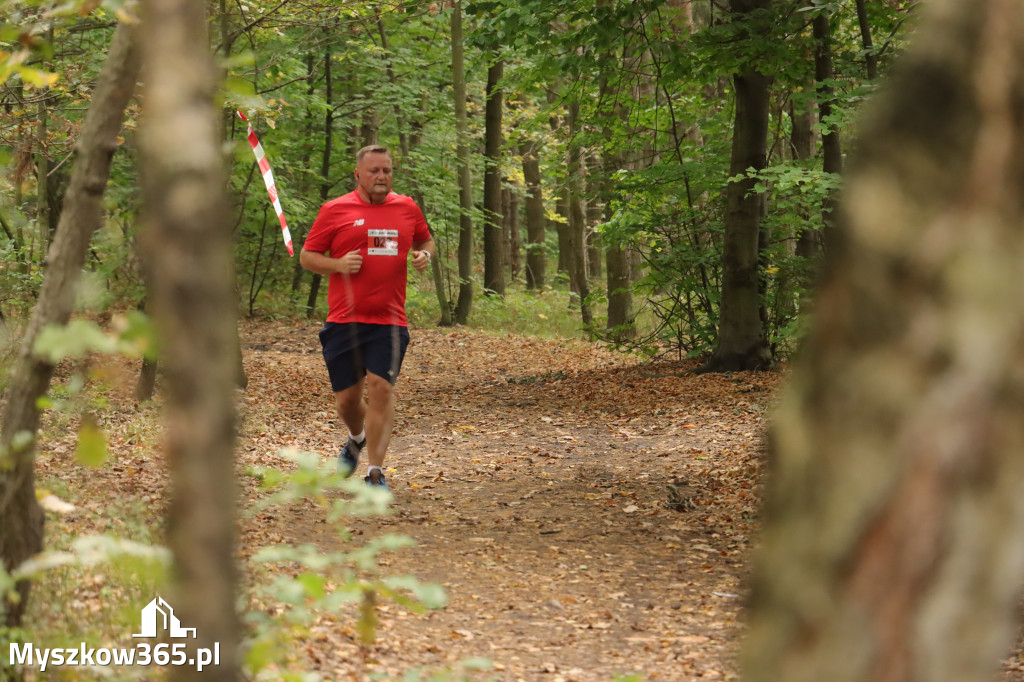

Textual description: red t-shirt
[304,191,431,326]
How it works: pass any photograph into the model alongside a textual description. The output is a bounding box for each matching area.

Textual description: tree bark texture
[451,0,475,324]
[520,140,546,289]
[789,97,821,261]
[139,0,240,678]
[566,101,593,330]
[744,3,1024,682]
[855,0,880,80]
[483,57,505,297]
[0,20,140,627]
[503,184,521,281]
[306,47,334,319]
[814,9,843,252]
[705,0,774,372]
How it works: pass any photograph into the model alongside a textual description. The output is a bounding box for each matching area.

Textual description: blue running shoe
[337,436,365,477]
[364,469,391,491]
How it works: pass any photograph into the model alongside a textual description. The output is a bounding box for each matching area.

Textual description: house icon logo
[133,597,196,639]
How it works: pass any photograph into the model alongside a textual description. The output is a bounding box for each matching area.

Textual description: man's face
[355,152,393,204]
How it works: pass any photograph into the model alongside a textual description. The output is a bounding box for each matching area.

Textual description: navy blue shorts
[318,323,410,392]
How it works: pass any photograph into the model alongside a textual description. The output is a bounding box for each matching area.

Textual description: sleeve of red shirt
[304,202,337,254]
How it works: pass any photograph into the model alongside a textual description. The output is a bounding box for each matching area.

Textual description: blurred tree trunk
[139,0,240,678]
[452,0,475,324]
[703,0,774,372]
[745,3,1024,682]
[0,20,140,627]
[520,139,546,289]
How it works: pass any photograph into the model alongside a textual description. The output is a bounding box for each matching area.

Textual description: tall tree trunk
[744,3,1024,681]
[307,47,334,319]
[35,95,50,253]
[504,183,521,280]
[520,139,546,289]
[361,108,379,148]
[586,162,603,279]
[139,0,240,678]
[556,190,571,274]
[790,97,821,261]
[292,53,318,294]
[0,20,140,628]
[815,9,843,252]
[451,1,475,324]
[703,0,774,372]
[855,0,880,80]
[375,8,410,164]
[483,56,505,297]
[566,101,593,330]
[604,150,634,340]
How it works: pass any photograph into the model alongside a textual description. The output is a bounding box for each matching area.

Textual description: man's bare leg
[364,372,396,469]
[334,377,367,436]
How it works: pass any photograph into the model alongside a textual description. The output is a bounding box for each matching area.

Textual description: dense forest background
[1,0,912,366]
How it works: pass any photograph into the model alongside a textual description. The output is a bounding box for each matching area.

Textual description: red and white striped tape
[237,111,293,256]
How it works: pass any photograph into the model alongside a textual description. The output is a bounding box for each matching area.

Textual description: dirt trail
[239,320,773,681]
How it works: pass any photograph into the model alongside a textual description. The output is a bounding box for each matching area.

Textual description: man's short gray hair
[356,145,390,163]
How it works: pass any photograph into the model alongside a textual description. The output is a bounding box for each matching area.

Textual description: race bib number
[367,229,399,256]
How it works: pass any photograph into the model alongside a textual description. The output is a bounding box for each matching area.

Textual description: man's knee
[334,383,363,412]
[365,372,394,405]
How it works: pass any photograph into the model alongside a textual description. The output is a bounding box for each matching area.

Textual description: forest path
[239,319,775,681]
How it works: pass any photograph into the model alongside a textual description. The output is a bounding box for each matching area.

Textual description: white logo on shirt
[354,219,365,226]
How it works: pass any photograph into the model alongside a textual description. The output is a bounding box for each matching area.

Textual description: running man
[300,144,434,490]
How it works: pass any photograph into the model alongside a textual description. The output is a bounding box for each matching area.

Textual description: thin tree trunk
[703,0,774,372]
[307,47,334,319]
[505,183,521,280]
[36,95,50,253]
[0,20,140,627]
[139,0,239,678]
[292,53,318,293]
[556,190,571,274]
[744,3,1024,681]
[452,0,474,324]
[566,100,593,330]
[815,9,843,252]
[586,164,603,279]
[483,56,505,297]
[855,0,880,80]
[520,139,546,289]
[375,7,410,164]
[790,97,820,260]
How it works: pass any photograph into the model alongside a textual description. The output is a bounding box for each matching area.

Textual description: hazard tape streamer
[237,111,293,256]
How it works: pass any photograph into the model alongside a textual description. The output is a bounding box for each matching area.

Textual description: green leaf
[296,571,326,600]
[33,319,118,362]
[75,416,108,467]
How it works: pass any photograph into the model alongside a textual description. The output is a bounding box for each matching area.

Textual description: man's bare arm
[300,248,363,275]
